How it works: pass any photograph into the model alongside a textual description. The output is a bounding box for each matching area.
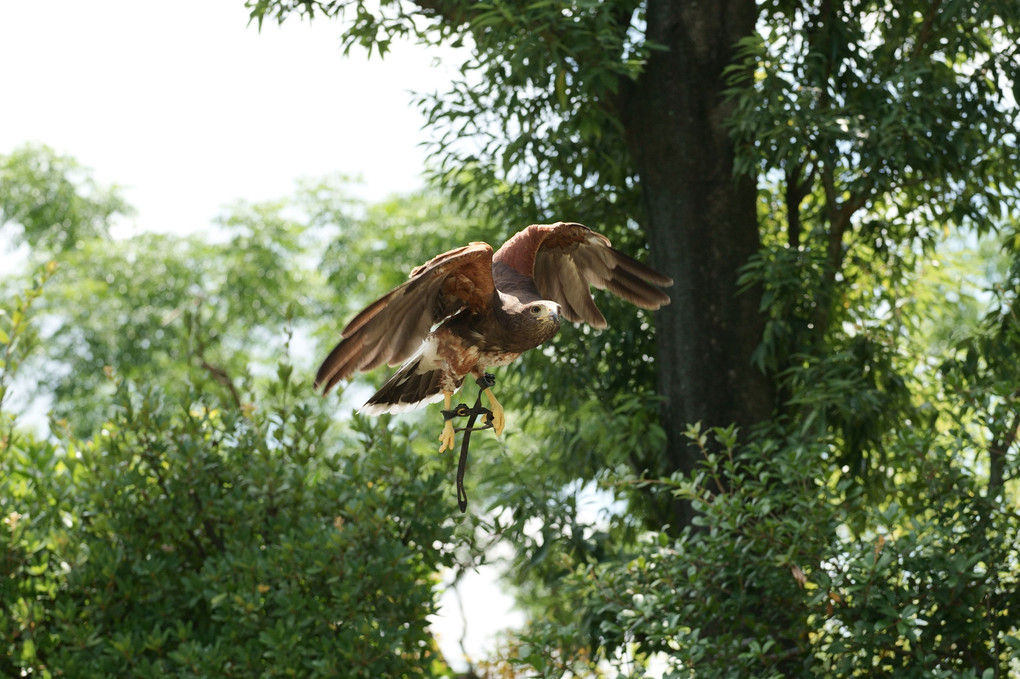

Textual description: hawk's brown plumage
[315,222,673,451]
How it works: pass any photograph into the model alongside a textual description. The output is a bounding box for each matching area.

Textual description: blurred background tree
[1,146,467,677]
[1,143,129,252]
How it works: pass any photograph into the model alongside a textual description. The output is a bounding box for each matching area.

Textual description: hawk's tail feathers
[359,357,458,415]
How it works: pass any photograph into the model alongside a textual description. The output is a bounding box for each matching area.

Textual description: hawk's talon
[439,419,456,453]
[488,407,505,437]
[483,387,506,437]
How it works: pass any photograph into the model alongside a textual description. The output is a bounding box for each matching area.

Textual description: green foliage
[724,0,1020,497]
[0,144,130,252]
[10,0,1020,670]
[238,4,1020,676]
[33,222,309,435]
[0,260,57,412]
[416,1,646,226]
[727,1,1020,230]
[725,2,1020,464]
[9,174,481,437]
[1,272,456,678]
[481,223,1020,677]
[490,423,1019,678]
[1,166,482,677]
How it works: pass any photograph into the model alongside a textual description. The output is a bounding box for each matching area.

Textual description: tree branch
[911,0,944,60]
[200,359,242,410]
[814,158,871,336]
[784,158,816,248]
[184,300,242,409]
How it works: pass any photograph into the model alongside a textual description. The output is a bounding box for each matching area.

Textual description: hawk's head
[525,300,560,324]
[518,299,561,347]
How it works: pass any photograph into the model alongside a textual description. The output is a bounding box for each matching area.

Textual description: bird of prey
[315,221,673,453]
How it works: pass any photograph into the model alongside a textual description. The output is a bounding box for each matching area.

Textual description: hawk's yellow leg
[439,391,456,453]
[483,387,505,436]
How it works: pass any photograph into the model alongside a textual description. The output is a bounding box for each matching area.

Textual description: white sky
[0,0,521,670]
[0,1,454,234]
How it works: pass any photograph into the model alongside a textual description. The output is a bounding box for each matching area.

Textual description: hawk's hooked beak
[540,301,560,322]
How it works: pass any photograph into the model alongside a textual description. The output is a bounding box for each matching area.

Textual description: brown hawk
[316,222,673,452]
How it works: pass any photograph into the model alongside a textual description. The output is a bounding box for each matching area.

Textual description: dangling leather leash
[441,373,496,512]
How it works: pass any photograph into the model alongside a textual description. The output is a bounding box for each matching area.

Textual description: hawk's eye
[530,305,542,314]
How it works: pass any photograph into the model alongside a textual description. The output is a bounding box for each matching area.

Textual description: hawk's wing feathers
[317,222,673,401]
[315,242,494,394]
[495,222,673,329]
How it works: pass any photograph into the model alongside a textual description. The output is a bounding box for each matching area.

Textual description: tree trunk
[622,0,774,530]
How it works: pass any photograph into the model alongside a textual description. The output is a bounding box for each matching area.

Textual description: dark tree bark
[621,0,775,530]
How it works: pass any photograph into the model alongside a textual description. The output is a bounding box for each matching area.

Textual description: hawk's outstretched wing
[315,242,495,394]
[493,222,673,328]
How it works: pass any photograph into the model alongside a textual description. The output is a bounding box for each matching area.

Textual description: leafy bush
[485,423,1020,678]
[2,275,456,678]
